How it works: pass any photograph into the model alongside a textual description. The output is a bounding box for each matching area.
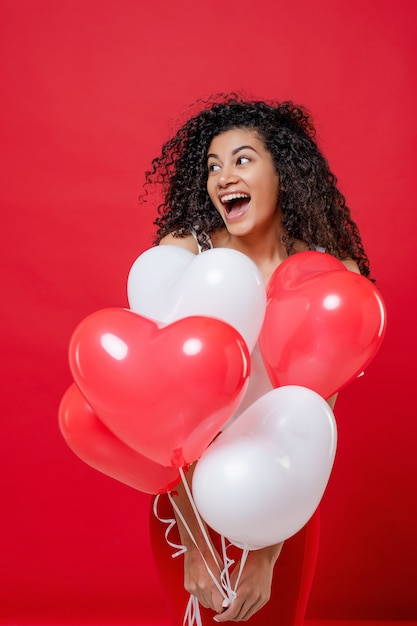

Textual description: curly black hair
[143,93,371,278]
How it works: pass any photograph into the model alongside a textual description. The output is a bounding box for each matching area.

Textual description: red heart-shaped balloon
[259,252,386,399]
[59,384,180,494]
[69,308,250,467]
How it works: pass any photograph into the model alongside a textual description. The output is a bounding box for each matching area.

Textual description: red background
[1,0,416,623]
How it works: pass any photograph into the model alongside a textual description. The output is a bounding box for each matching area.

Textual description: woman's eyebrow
[232,144,258,155]
[207,145,259,160]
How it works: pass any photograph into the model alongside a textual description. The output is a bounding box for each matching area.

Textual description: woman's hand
[214,543,283,622]
[183,541,225,613]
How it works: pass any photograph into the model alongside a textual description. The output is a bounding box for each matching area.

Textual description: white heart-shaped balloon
[127,245,266,352]
[192,386,337,550]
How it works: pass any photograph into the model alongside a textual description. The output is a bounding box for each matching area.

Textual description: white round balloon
[127,245,266,352]
[192,386,337,550]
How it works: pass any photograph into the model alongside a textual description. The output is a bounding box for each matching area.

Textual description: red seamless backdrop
[1,0,416,623]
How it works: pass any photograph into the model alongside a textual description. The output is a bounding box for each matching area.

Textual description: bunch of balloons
[59,246,386,550]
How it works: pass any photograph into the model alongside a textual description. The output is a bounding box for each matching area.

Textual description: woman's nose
[217,165,238,187]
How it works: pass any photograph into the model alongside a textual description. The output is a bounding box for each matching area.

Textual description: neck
[214,223,288,285]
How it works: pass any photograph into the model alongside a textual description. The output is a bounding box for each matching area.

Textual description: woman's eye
[208,163,220,172]
[237,156,250,165]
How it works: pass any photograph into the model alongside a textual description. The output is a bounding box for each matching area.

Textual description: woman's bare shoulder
[341,258,360,274]
[159,232,199,254]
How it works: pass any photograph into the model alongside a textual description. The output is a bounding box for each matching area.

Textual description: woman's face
[206,128,280,235]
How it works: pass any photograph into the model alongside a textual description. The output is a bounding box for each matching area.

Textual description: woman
[146,94,371,624]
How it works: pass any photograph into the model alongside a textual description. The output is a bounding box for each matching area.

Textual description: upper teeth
[221,193,250,204]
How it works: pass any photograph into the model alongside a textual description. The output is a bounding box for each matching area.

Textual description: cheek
[266,173,280,204]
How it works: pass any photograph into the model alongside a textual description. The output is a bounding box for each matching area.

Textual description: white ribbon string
[233,547,249,593]
[153,493,187,558]
[219,534,236,607]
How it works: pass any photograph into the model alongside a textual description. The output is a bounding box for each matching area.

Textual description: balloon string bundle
[153,467,249,625]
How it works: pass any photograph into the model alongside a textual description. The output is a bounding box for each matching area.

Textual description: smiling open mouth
[221,193,251,215]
